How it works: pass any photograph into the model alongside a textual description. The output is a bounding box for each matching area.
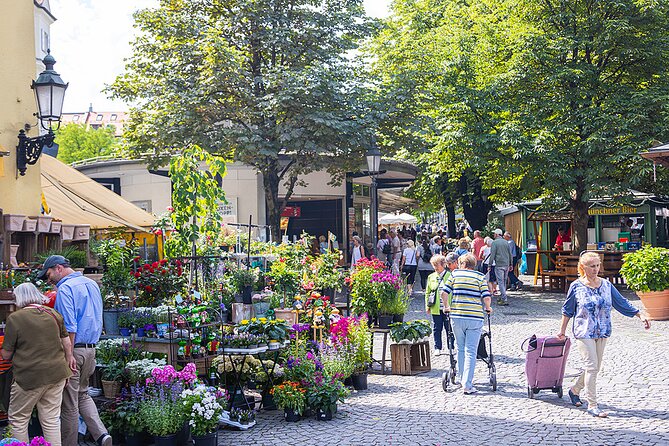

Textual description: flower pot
[392,314,404,323]
[157,322,169,338]
[343,376,353,387]
[4,214,25,231]
[9,245,19,258]
[124,432,151,446]
[22,218,37,232]
[136,327,146,337]
[637,290,669,321]
[352,372,368,390]
[192,431,218,446]
[50,221,62,234]
[102,309,120,336]
[61,224,75,241]
[268,342,280,350]
[377,315,393,329]
[284,408,301,422]
[242,286,253,304]
[399,339,412,345]
[274,308,297,325]
[176,422,190,446]
[262,392,277,410]
[153,434,178,446]
[119,327,131,337]
[101,380,121,399]
[316,408,333,421]
[253,301,270,317]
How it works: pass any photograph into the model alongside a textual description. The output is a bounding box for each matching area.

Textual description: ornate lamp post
[17,50,68,175]
[366,142,382,254]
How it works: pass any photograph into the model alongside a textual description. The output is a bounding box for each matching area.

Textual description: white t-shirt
[402,247,417,266]
[351,245,364,267]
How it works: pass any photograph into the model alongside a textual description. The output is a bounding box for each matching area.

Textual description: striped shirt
[440,269,490,321]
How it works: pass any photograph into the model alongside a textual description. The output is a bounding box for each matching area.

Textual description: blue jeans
[451,317,483,390]
[494,266,509,302]
[431,311,448,350]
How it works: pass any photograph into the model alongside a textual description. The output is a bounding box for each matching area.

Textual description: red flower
[145,285,153,292]
[161,269,167,275]
[152,262,159,268]
[143,264,151,270]
[160,259,168,265]
[134,272,140,278]
[175,260,182,266]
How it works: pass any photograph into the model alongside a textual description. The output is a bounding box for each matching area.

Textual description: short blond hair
[458,238,470,249]
[13,282,48,308]
[430,254,446,269]
[458,253,477,269]
[577,252,601,277]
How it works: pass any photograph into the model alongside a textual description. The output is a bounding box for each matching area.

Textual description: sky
[50,0,391,113]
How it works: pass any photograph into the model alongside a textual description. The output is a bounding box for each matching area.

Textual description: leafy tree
[109,0,377,241]
[372,0,669,252]
[55,123,119,164]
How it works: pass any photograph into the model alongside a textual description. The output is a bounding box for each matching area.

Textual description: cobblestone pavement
[221,278,669,446]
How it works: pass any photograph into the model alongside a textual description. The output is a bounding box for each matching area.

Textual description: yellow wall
[0,0,43,216]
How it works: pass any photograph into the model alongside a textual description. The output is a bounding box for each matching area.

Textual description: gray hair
[13,282,49,308]
[445,252,459,264]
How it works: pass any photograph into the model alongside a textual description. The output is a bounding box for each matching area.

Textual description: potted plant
[133,258,186,307]
[313,250,344,304]
[373,271,403,328]
[620,246,669,320]
[117,311,133,336]
[251,289,272,317]
[349,315,372,390]
[348,257,385,320]
[306,375,349,421]
[231,267,258,304]
[271,381,307,422]
[181,386,224,446]
[101,360,126,399]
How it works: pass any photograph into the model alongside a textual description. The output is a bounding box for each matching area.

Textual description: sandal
[587,407,608,418]
[568,389,583,407]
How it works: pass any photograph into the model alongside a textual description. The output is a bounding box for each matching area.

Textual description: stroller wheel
[527,386,534,399]
[441,372,449,392]
[449,368,457,385]
[557,386,563,399]
[490,364,497,391]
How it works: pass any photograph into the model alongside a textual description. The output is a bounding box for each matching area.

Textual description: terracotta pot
[637,290,669,321]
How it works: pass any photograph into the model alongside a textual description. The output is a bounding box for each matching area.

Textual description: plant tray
[221,346,268,354]
[219,412,256,431]
[390,341,431,376]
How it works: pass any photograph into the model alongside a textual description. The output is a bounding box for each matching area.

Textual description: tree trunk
[459,172,493,232]
[263,167,282,242]
[570,197,589,255]
[446,205,456,239]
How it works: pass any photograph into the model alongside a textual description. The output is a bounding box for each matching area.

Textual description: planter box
[35,216,53,233]
[50,221,62,234]
[22,219,37,232]
[10,245,19,258]
[3,214,26,232]
[73,224,91,241]
[273,308,297,325]
[61,224,75,241]
[390,341,431,376]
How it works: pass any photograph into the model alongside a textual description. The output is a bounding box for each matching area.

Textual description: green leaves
[55,124,119,164]
[620,246,669,292]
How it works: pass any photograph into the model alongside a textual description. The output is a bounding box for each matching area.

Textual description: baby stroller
[442,312,497,392]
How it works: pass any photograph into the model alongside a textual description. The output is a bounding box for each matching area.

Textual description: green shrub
[620,246,669,292]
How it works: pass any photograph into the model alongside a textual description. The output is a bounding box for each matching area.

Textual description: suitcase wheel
[442,372,449,392]
[527,386,534,399]
[556,386,563,399]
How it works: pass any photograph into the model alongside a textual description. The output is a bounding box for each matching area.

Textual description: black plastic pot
[153,434,177,446]
[262,392,277,410]
[392,314,404,323]
[316,408,333,421]
[192,431,218,446]
[242,286,253,304]
[352,372,368,390]
[284,408,301,422]
[378,315,393,329]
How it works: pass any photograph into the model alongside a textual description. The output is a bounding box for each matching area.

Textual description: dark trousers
[509,258,520,286]
[432,311,448,350]
[419,270,431,290]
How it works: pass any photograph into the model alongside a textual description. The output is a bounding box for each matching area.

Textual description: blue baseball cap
[36,255,70,280]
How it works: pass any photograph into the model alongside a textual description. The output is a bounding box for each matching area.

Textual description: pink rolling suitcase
[522,335,571,399]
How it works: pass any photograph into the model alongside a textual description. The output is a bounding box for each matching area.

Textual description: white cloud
[50,0,388,113]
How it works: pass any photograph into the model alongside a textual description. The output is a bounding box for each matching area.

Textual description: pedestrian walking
[441,253,492,394]
[471,230,485,271]
[490,229,513,306]
[425,253,458,356]
[454,238,470,258]
[350,235,366,269]
[504,231,523,290]
[480,237,497,296]
[400,240,418,295]
[389,229,402,274]
[37,255,113,446]
[557,251,650,418]
[417,237,434,290]
[0,283,75,446]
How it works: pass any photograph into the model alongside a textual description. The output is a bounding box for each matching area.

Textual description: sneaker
[493,291,501,296]
[463,387,478,395]
[587,407,608,418]
[98,434,113,446]
[568,389,583,407]
[509,284,517,291]
[515,282,523,291]
[434,349,442,356]
[497,299,509,306]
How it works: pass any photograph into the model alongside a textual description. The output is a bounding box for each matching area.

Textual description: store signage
[281,206,301,217]
[280,217,290,230]
[588,206,639,216]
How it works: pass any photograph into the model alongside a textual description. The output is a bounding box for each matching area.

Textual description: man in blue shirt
[38,255,112,446]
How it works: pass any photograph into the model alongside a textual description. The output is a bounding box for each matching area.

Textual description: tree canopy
[55,124,119,164]
[110,0,378,240]
[370,0,669,251]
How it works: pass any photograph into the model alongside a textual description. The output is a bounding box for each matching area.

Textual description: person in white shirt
[400,240,418,295]
[350,236,366,270]
[389,229,401,274]
[376,228,389,264]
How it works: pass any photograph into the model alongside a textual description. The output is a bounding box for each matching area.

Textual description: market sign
[588,206,640,216]
[281,206,301,217]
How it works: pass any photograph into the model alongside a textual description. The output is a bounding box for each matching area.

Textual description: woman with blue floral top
[557,252,650,418]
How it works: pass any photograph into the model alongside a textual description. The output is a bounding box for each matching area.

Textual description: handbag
[427,273,446,307]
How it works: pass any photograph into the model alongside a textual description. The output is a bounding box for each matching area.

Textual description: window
[132,200,152,213]
[41,30,49,52]
[96,115,104,121]
[110,114,117,121]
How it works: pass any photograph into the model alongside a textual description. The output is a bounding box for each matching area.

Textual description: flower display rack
[390,341,431,376]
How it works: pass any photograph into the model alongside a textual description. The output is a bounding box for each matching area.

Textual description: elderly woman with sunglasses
[557,251,650,418]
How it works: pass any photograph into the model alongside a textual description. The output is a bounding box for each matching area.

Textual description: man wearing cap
[37,255,112,446]
[489,229,513,306]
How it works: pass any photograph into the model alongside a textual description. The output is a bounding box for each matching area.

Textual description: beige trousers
[61,347,107,446]
[572,338,607,408]
[8,379,66,446]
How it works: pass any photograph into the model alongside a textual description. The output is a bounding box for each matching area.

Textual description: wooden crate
[390,341,431,375]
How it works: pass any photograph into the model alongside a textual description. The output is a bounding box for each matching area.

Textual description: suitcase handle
[521,335,568,353]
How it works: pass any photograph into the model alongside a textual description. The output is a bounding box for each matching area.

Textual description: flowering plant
[311,250,344,291]
[319,341,356,380]
[0,437,51,446]
[229,408,255,424]
[180,385,226,436]
[348,256,385,318]
[132,258,186,306]
[212,355,262,384]
[283,352,323,383]
[270,381,307,415]
[125,358,167,384]
[146,363,197,387]
[620,246,669,292]
[306,372,349,413]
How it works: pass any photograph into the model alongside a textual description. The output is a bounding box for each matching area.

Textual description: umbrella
[397,213,417,224]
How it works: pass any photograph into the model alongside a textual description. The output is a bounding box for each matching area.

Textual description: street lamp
[366,142,382,255]
[17,50,68,175]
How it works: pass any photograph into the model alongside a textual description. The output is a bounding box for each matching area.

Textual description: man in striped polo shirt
[440,253,492,394]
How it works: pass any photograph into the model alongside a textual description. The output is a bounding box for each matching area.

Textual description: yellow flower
[259,317,267,322]
[240,320,249,325]
[251,317,257,322]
